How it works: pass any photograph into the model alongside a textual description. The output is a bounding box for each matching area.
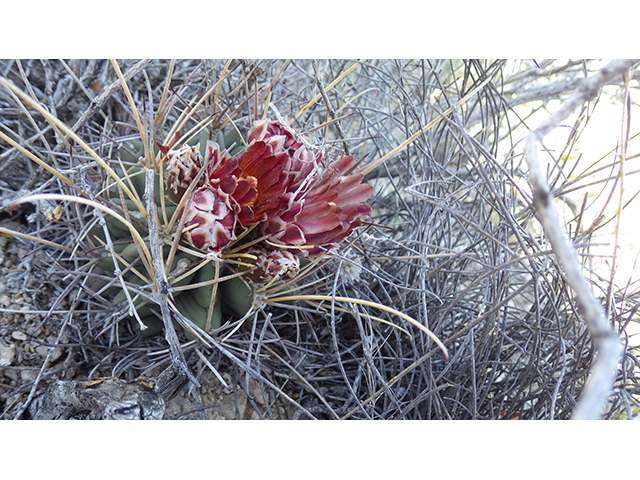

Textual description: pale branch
[525,59,640,420]
[503,62,640,108]
[66,59,153,142]
[95,206,147,330]
[144,166,199,388]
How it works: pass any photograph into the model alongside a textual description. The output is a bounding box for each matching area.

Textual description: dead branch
[525,58,640,419]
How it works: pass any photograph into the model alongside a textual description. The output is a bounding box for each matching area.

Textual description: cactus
[90,128,245,338]
[0,65,449,366]
[88,117,375,340]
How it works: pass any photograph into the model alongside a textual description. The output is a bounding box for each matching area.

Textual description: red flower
[236,137,291,226]
[177,141,256,253]
[205,142,244,198]
[235,120,325,228]
[248,119,323,191]
[163,122,372,258]
[260,153,373,257]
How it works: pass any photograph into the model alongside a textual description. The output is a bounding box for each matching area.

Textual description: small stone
[35,344,63,363]
[52,347,63,362]
[35,345,49,357]
[0,343,16,366]
[20,369,38,382]
[248,379,266,405]
[11,331,27,341]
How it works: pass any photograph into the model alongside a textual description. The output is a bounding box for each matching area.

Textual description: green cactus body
[220,274,254,318]
[94,129,243,339]
[131,315,165,337]
[215,128,245,156]
[173,289,221,341]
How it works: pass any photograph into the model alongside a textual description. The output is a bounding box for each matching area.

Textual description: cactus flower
[260,152,373,257]
[169,141,258,253]
[234,119,325,227]
[164,144,203,204]
[247,119,323,190]
[164,121,372,259]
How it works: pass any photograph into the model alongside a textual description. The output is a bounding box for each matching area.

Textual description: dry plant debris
[1,59,640,420]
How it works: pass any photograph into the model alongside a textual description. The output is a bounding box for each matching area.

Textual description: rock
[20,369,38,382]
[248,379,266,405]
[0,294,10,307]
[27,377,165,420]
[35,336,64,363]
[0,342,16,366]
[11,331,27,341]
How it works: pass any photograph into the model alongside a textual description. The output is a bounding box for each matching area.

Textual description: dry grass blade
[265,294,449,360]
[0,77,147,218]
[11,193,153,268]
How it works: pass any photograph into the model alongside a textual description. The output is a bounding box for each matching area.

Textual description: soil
[0,226,266,420]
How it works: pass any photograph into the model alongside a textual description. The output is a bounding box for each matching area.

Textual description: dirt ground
[0,228,270,420]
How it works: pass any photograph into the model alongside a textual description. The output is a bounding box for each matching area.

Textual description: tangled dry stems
[1,59,639,419]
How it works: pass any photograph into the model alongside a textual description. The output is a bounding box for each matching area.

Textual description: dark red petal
[278,224,306,245]
[327,154,355,176]
[210,155,240,180]
[305,224,348,246]
[298,213,342,235]
[239,142,268,171]
[248,120,270,144]
[334,182,374,207]
[158,143,171,156]
[279,200,303,223]
[234,178,258,206]
[261,215,287,236]
[217,175,237,195]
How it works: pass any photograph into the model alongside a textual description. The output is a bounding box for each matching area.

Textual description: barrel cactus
[91,118,374,340]
[1,64,448,364]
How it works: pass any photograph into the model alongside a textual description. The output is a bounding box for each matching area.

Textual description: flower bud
[245,246,300,284]
[165,144,203,204]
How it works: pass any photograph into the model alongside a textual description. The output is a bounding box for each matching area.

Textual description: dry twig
[525,59,640,419]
